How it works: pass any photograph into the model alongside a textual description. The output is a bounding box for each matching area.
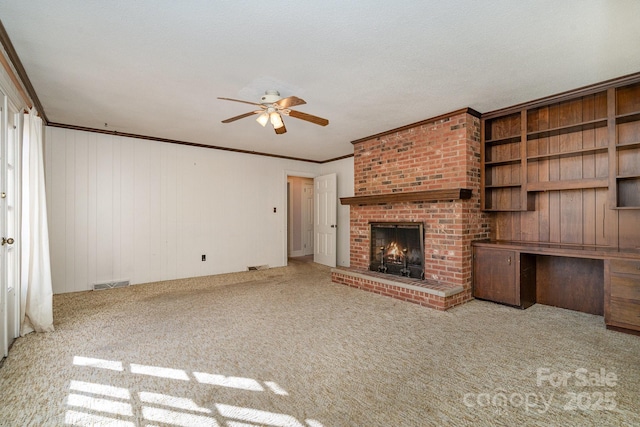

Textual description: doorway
[287,176,314,258]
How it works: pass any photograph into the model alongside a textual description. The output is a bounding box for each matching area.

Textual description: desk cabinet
[606,259,640,333]
[473,242,640,335]
[473,246,535,308]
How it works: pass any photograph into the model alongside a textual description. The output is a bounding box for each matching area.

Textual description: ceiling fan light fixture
[256,112,269,127]
[270,112,284,129]
[219,92,328,133]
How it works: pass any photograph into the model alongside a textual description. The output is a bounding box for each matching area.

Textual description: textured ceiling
[1,1,640,162]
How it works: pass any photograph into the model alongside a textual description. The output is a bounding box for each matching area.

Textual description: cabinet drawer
[610,259,640,276]
[609,298,640,328]
[610,275,640,300]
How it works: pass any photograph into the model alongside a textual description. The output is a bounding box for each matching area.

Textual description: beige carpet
[1,258,639,427]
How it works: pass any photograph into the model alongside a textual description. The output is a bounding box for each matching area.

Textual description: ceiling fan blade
[287,109,329,126]
[275,96,306,109]
[221,111,259,123]
[274,121,287,134]
[217,97,263,107]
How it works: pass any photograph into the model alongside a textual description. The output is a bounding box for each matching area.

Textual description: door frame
[282,171,317,266]
[1,90,21,357]
[286,176,314,258]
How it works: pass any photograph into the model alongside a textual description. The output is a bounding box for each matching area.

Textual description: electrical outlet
[202,255,206,261]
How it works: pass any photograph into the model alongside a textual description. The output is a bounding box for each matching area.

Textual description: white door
[1,92,20,357]
[313,173,337,267]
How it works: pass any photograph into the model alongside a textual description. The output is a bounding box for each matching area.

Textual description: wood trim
[350,107,481,145]
[320,153,354,163]
[48,121,353,164]
[480,118,487,209]
[607,87,618,209]
[519,110,528,209]
[0,20,46,120]
[340,188,472,205]
[482,71,640,120]
[473,240,640,260]
[0,50,31,109]
[48,122,331,164]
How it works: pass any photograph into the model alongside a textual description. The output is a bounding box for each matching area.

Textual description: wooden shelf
[340,188,472,206]
[527,146,608,162]
[484,135,520,146]
[615,111,640,124]
[527,178,608,192]
[482,208,526,212]
[485,183,521,189]
[526,118,607,139]
[616,141,640,150]
[485,158,521,166]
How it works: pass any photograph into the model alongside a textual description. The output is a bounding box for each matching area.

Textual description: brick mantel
[331,108,491,310]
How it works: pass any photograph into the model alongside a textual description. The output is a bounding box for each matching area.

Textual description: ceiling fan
[218,90,329,134]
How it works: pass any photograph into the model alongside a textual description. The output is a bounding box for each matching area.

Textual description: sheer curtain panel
[20,109,54,334]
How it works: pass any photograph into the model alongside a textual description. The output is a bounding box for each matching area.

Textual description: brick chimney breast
[333,109,491,310]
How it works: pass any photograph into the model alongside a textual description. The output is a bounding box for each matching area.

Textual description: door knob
[2,237,14,245]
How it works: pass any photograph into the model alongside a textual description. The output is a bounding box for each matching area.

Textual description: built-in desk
[472,241,640,335]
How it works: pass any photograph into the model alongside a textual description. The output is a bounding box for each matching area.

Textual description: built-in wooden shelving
[481,75,640,211]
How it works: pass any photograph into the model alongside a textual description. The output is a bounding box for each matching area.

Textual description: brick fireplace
[331,108,491,310]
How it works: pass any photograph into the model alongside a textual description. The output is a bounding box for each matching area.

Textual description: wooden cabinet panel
[473,247,517,305]
[536,256,604,315]
[473,246,535,308]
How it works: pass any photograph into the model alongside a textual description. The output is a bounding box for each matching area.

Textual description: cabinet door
[473,247,518,306]
[606,259,640,332]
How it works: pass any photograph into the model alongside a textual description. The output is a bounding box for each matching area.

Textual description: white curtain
[20,109,54,334]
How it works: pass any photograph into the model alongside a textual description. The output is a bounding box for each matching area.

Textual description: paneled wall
[44,127,336,293]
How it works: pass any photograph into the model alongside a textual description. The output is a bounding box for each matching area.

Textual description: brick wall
[342,109,491,307]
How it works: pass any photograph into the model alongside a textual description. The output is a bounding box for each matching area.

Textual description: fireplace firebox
[369,222,424,280]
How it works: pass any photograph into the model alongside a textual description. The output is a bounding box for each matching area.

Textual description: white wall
[321,156,354,268]
[44,127,324,293]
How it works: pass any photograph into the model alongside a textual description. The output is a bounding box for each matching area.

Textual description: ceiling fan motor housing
[260,90,281,104]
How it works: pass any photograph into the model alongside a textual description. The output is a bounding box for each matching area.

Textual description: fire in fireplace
[369,222,424,280]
